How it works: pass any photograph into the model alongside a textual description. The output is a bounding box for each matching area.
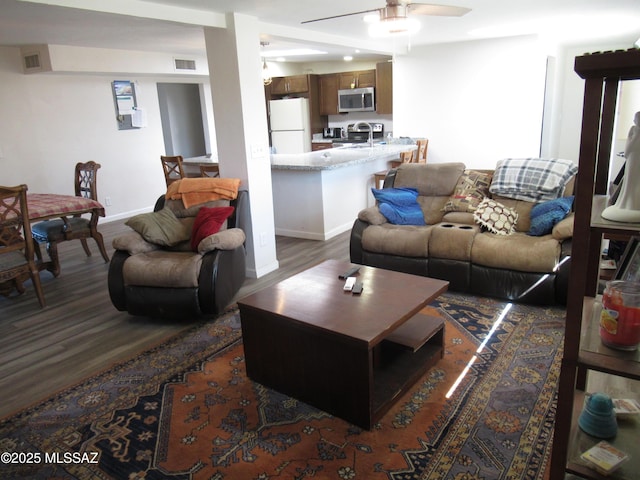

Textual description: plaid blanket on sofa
[489,158,578,202]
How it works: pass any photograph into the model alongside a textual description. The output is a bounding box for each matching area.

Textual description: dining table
[25,193,106,276]
[0,192,105,300]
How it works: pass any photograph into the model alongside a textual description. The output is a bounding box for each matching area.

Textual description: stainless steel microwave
[338,87,375,113]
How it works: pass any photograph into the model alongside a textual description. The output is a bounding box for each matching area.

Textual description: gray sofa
[350,162,575,305]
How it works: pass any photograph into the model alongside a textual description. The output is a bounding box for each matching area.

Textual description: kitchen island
[271,143,415,240]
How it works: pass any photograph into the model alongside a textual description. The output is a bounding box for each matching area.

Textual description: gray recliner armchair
[108,190,248,319]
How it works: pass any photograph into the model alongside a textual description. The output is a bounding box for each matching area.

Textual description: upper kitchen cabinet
[266,74,325,138]
[319,74,339,115]
[338,70,376,89]
[270,74,310,95]
[376,61,393,114]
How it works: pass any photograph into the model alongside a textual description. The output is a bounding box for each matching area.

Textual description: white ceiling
[0,0,639,63]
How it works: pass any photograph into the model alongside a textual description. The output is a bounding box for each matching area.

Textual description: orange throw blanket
[166,178,241,208]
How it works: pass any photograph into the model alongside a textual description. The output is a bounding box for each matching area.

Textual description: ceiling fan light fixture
[368,15,421,37]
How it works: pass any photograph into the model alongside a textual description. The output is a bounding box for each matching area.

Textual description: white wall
[392,35,548,169]
[552,40,635,166]
[0,46,213,221]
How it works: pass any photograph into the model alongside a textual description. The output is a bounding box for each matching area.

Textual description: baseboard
[275,222,352,241]
[102,206,154,223]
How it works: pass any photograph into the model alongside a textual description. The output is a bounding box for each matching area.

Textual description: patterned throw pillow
[473,198,518,235]
[442,170,493,213]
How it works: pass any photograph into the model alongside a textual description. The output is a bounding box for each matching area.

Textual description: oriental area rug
[0,292,565,480]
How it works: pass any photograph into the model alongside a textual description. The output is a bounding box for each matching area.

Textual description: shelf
[566,391,640,480]
[579,297,640,380]
[549,48,640,479]
[591,196,640,235]
[384,312,444,352]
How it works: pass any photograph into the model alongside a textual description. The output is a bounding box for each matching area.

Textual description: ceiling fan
[302,1,471,35]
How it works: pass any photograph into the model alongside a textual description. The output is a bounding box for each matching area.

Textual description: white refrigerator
[269,98,311,154]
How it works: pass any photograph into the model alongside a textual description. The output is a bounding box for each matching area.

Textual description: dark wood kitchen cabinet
[270,74,309,95]
[319,74,339,115]
[376,61,393,114]
[338,70,375,89]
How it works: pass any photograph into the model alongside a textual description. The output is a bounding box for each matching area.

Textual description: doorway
[157,83,207,158]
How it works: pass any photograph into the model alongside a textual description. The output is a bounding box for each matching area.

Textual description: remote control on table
[343,277,356,291]
[339,266,360,279]
[352,281,363,295]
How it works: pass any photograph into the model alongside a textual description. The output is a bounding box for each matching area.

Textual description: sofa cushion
[362,223,432,257]
[393,162,466,196]
[441,211,476,225]
[528,196,574,236]
[190,206,235,251]
[372,188,425,225]
[473,198,518,235]
[112,231,159,255]
[442,170,493,213]
[490,195,534,232]
[417,196,451,225]
[489,158,578,202]
[166,198,231,218]
[125,208,190,247]
[122,250,203,287]
[471,232,560,273]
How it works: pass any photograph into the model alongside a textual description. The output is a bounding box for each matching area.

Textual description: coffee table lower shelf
[239,305,444,429]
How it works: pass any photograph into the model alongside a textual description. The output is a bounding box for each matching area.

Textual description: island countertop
[271,143,415,171]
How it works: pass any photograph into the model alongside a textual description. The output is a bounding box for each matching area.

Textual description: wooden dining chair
[199,164,220,177]
[0,184,46,307]
[389,150,415,169]
[161,155,185,186]
[415,139,429,163]
[31,161,109,277]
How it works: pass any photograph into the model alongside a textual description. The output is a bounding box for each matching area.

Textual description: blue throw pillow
[371,187,426,226]
[528,196,574,236]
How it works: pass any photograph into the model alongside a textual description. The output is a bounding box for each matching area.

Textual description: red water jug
[600,280,640,351]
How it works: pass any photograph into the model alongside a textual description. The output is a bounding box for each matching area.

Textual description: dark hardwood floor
[0,219,350,418]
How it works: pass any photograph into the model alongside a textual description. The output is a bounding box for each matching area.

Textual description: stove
[333,123,384,144]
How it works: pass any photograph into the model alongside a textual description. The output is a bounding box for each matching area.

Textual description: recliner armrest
[358,206,388,225]
[350,219,369,264]
[197,228,246,253]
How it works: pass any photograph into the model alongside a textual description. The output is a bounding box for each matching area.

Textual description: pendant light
[260,41,272,86]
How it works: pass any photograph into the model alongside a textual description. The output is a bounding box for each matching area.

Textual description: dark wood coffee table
[237,259,449,429]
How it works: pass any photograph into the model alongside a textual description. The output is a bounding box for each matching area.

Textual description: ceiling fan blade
[408,4,471,17]
[301,8,380,24]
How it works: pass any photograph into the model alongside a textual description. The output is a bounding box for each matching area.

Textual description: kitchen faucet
[354,121,373,147]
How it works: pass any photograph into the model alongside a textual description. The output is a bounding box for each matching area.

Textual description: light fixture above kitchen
[260,41,272,86]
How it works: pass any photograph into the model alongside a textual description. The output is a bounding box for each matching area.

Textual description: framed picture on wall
[615,236,640,283]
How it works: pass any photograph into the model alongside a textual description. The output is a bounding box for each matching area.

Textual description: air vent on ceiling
[20,45,52,74]
[24,53,41,70]
[174,58,196,71]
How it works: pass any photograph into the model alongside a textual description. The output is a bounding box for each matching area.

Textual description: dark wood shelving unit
[549,48,640,480]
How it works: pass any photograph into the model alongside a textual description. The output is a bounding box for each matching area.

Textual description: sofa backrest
[390,163,466,224]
